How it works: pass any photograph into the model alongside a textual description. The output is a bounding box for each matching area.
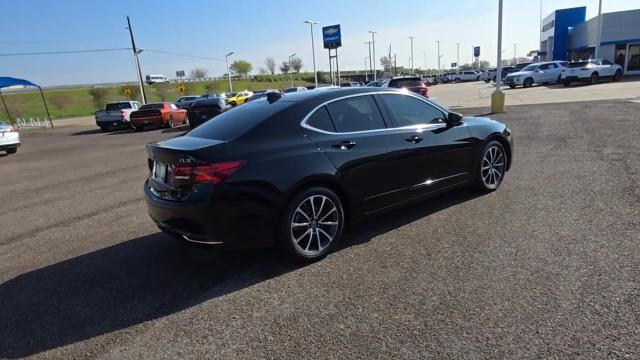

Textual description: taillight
[169,161,245,186]
[420,87,428,96]
[120,110,126,119]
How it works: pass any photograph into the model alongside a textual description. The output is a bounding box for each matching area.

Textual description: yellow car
[225,90,253,106]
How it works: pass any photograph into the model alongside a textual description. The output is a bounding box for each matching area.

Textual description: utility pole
[513,43,517,65]
[365,41,373,81]
[304,20,319,87]
[369,31,377,81]
[595,0,603,58]
[409,36,415,74]
[225,51,234,92]
[126,16,147,104]
[288,53,297,88]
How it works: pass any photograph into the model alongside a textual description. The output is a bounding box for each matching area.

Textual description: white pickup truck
[95,101,142,131]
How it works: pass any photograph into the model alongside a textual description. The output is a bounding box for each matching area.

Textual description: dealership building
[539,6,640,74]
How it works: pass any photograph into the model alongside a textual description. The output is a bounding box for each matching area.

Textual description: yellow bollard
[491,90,506,113]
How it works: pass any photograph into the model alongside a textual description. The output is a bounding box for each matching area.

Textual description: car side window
[539,64,549,70]
[378,94,447,127]
[306,106,335,132]
[326,95,386,132]
[602,59,612,65]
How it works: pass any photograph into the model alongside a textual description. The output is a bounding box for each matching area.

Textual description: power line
[144,49,224,62]
[0,48,131,56]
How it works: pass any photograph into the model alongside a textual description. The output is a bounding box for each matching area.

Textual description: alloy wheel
[290,195,339,257]
[481,145,505,189]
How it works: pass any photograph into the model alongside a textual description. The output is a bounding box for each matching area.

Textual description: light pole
[225,51,234,92]
[304,20,319,87]
[364,56,369,82]
[456,42,460,71]
[492,0,505,113]
[409,36,414,74]
[595,0,603,58]
[513,43,517,65]
[364,41,373,82]
[369,30,377,81]
[288,53,296,87]
[436,41,441,75]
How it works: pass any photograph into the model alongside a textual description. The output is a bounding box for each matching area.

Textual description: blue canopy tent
[0,77,54,128]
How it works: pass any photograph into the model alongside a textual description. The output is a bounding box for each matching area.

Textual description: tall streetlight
[364,41,373,81]
[436,41,441,75]
[408,36,415,74]
[513,43,517,65]
[595,0,603,58]
[364,56,369,82]
[304,20,319,87]
[369,31,377,81]
[225,51,234,92]
[456,43,460,71]
[492,0,505,113]
[288,53,297,87]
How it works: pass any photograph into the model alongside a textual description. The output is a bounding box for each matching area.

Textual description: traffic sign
[123,86,132,98]
[451,62,457,68]
[176,70,185,78]
[177,82,185,95]
[474,46,481,57]
[322,25,342,49]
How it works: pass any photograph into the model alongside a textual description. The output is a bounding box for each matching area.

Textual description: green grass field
[0,78,312,121]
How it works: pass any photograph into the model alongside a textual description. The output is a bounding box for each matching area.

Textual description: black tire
[613,69,622,82]
[167,116,174,128]
[476,76,481,81]
[134,125,144,132]
[455,78,460,83]
[6,147,17,154]
[484,79,490,83]
[556,75,562,84]
[523,78,534,88]
[99,126,108,132]
[590,72,599,85]
[563,80,572,87]
[279,186,344,262]
[475,140,507,192]
[230,101,237,107]
[493,76,496,82]
[509,84,516,89]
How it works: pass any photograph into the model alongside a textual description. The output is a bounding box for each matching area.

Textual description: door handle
[332,140,357,150]
[405,135,423,144]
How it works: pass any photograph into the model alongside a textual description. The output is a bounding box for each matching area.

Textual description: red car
[130,102,187,131]
[380,76,428,97]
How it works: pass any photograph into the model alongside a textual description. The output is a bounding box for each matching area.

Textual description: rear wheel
[134,125,144,132]
[613,69,622,81]
[590,72,599,85]
[476,76,481,81]
[509,84,516,89]
[563,80,572,87]
[99,126,108,132]
[523,77,534,88]
[167,116,174,128]
[280,187,344,262]
[6,147,17,154]
[475,140,506,192]
[556,75,562,84]
[484,79,490,83]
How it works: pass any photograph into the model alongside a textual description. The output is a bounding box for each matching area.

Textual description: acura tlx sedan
[145,88,513,261]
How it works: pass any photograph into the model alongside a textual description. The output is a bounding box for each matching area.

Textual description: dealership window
[628,44,640,72]
[572,47,594,61]
[615,44,627,68]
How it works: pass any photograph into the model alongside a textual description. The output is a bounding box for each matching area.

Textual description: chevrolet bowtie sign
[322,24,341,49]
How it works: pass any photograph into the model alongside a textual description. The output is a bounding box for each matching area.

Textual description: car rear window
[139,103,164,110]
[187,100,289,140]
[106,103,132,111]
[567,61,590,68]
[388,78,425,88]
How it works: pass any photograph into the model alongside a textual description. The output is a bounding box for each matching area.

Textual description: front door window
[615,44,627,68]
[628,44,640,71]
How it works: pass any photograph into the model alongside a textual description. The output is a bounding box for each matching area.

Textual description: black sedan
[145,88,513,261]
[185,96,227,128]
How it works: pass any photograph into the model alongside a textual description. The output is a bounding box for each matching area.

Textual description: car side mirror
[446,111,463,125]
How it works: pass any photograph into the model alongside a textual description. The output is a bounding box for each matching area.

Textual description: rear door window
[326,95,386,133]
[306,106,335,132]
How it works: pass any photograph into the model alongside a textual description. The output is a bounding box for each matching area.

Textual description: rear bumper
[0,142,20,150]
[144,180,280,249]
[96,119,128,128]
[562,75,589,82]
[131,116,165,127]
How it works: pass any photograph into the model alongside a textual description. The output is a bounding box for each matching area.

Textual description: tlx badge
[179,157,195,164]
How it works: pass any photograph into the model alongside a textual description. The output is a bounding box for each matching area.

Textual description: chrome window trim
[300,91,451,135]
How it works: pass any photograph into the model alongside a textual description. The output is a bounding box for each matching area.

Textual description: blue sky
[1,0,638,86]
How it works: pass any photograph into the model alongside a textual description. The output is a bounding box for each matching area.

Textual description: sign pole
[336,48,340,86]
[491,0,506,113]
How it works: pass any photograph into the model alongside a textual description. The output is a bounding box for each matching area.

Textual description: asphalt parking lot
[1,99,639,359]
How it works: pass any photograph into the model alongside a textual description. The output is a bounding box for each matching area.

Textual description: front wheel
[613,69,622,82]
[509,84,516,89]
[556,75,562,84]
[590,72,599,85]
[476,140,507,192]
[523,78,534,88]
[280,187,344,262]
[6,147,17,154]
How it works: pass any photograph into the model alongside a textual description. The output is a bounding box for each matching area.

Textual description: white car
[561,59,623,86]
[451,70,482,82]
[504,61,567,88]
[0,119,20,155]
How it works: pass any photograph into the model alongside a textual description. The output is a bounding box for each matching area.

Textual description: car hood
[506,71,533,77]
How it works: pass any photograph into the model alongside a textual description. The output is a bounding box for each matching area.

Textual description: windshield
[389,78,424,88]
[521,64,538,72]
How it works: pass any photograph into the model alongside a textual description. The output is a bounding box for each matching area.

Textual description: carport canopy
[0,76,53,128]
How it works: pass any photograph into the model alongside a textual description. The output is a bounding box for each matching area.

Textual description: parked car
[144,88,512,261]
[380,76,428,97]
[225,91,253,106]
[95,101,142,132]
[174,95,201,109]
[504,61,567,88]
[561,59,623,86]
[0,119,20,155]
[145,74,169,84]
[282,87,308,93]
[130,102,187,131]
[483,66,516,82]
[452,70,482,82]
[186,97,227,129]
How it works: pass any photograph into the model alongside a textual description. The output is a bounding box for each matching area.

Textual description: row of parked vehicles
[483,58,624,88]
